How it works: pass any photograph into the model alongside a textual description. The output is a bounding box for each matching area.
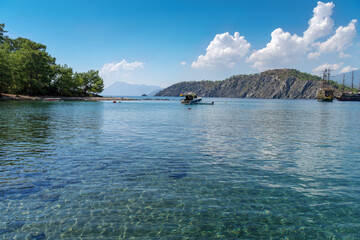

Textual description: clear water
[1,99,360,239]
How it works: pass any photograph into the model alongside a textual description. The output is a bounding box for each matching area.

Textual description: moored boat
[317,88,334,102]
[316,69,334,102]
[337,92,360,101]
[180,93,214,105]
[336,71,360,101]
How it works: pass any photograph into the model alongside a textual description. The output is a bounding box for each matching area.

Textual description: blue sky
[0,0,359,88]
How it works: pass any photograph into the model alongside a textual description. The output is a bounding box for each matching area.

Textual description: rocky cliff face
[156,69,340,99]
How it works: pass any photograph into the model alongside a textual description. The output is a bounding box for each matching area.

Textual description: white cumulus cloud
[248,1,336,70]
[312,63,342,75]
[339,66,359,74]
[191,32,250,69]
[192,2,357,71]
[99,59,145,88]
[247,28,306,70]
[309,19,357,59]
[303,1,335,44]
[100,60,144,73]
[307,52,321,59]
[339,52,352,58]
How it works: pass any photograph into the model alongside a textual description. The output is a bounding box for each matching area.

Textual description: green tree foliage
[8,38,56,95]
[49,64,75,96]
[0,25,11,93]
[0,44,11,93]
[74,70,104,96]
[0,23,104,96]
[0,23,7,43]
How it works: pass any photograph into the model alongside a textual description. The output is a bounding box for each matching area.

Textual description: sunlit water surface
[1,98,360,239]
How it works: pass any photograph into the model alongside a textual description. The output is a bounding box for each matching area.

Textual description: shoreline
[0,93,170,101]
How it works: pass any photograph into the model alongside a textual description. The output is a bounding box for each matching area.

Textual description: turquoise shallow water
[1,98,360,239]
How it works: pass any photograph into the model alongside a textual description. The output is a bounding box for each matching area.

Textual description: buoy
[113,100,116,103]
[119,102,121,103]
[188,108,191,110]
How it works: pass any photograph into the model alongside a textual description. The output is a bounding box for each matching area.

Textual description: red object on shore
[113,101,116,103]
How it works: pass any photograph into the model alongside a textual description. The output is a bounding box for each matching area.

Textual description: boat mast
[343,74,345,92]
[352,71,354,92]
[322,69,327,88]
[324,68,331,87]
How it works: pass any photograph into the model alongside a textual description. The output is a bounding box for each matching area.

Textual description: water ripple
[1,100,360,238]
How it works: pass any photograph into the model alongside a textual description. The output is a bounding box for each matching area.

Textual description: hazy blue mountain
[147,89,163,96]
[102,81,162,96]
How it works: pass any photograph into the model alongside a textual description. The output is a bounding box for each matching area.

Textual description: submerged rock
[1,183,41,199]
[166,159,188,179]
[29,232,46,240]
[168,172,187,179]
[40,193,61,202]
[0,221,25,234]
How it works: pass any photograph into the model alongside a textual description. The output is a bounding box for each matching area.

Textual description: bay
[1,98,360,239]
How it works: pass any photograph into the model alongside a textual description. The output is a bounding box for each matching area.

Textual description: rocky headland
[156,69,342,99]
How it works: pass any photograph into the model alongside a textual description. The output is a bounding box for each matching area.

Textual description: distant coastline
[0,93,133,101]
[0,93,171,101]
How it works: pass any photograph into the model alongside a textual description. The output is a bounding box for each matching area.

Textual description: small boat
[180,93,214,105]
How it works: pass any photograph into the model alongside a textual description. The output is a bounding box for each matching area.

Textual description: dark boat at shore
[337,92,360,101]
[337,71,360,101]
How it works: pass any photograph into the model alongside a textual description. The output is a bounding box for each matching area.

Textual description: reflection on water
[1,99,360,238]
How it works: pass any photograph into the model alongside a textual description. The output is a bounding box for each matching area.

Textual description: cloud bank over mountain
[101,81,161,96]
[99,60,145,88]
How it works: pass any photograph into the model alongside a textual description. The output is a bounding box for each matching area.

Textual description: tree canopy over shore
[0,23,104,96]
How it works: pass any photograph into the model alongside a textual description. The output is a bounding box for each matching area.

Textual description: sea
[1,97,360,239]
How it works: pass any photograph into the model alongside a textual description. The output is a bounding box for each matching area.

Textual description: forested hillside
[0,24,104,96]
[156,69,344,99]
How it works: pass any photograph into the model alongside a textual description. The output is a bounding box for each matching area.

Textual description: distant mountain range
[156,69,345,99]
[102,81,162,96]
